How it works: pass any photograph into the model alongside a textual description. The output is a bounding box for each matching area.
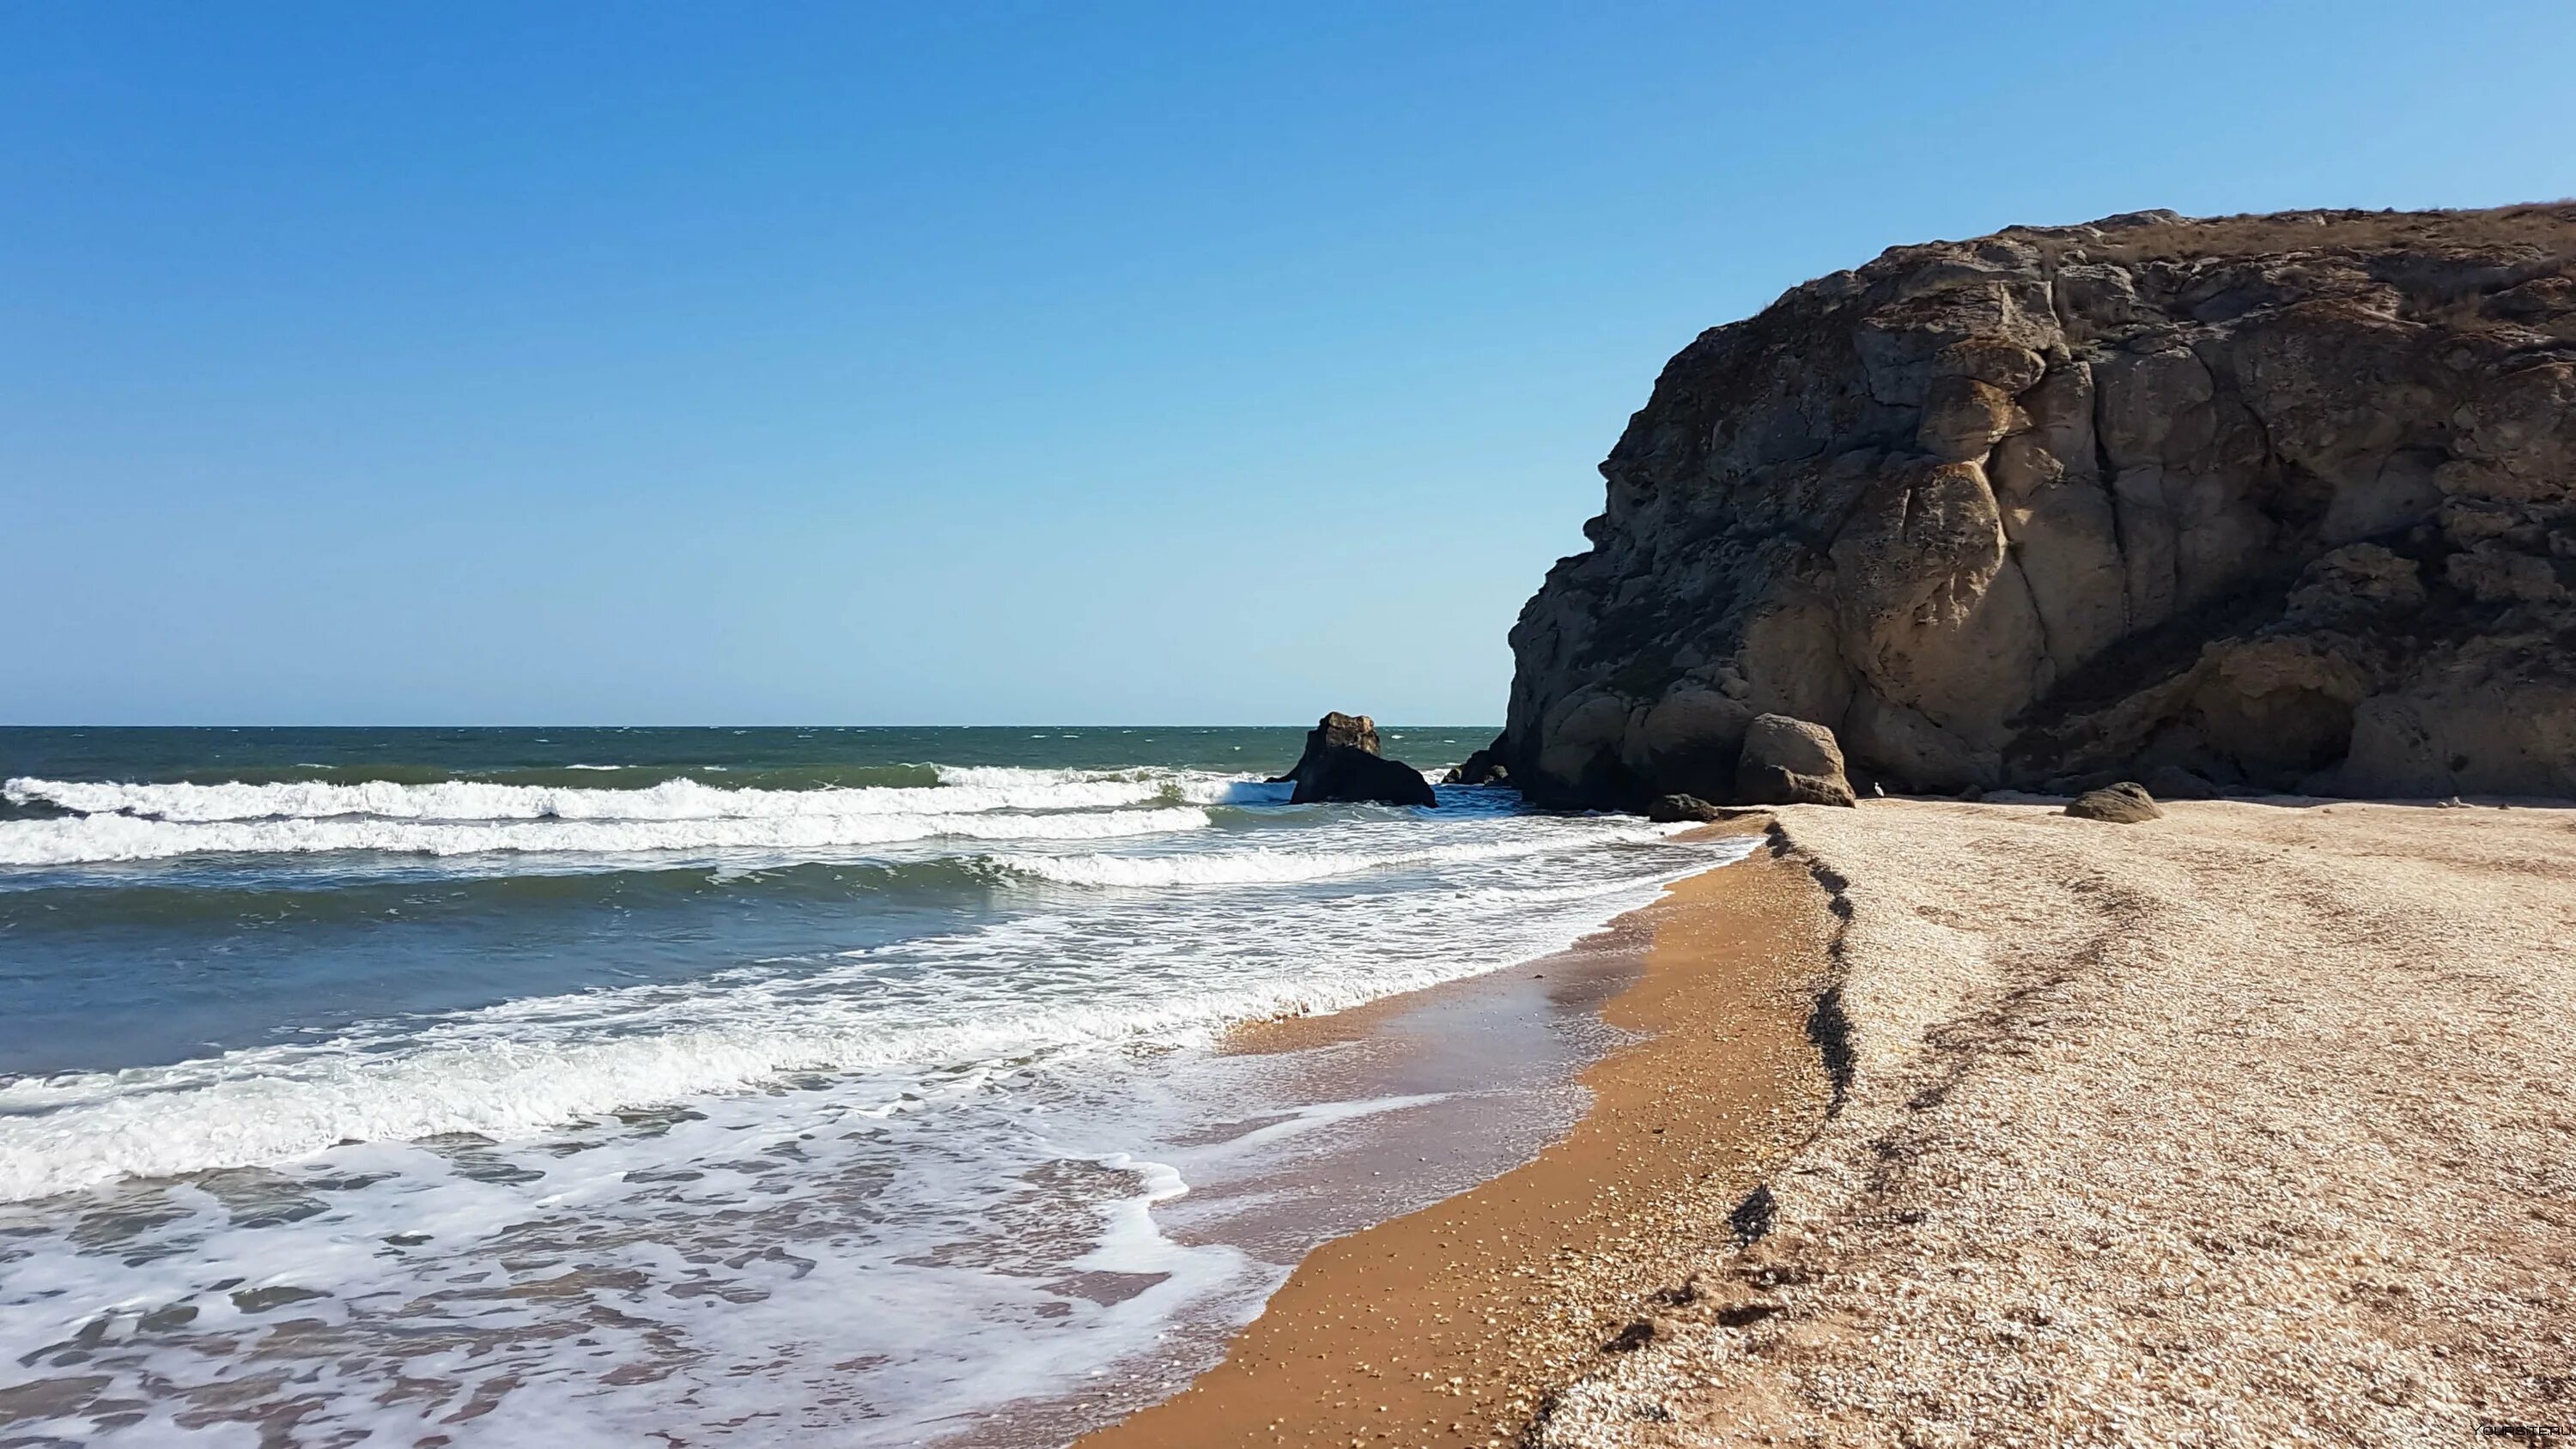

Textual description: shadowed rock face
[1290,747,1436,808]
[1276,712,1437,807]
[1502,205,2576,804]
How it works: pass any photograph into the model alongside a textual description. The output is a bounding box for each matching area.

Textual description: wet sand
[943,895,1667,1449]
[1079,827,1837,1448]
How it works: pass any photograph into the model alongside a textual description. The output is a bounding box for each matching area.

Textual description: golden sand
[1078,828,1837,1448]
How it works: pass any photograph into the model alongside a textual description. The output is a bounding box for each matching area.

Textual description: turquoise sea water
[0,727,1741,1445]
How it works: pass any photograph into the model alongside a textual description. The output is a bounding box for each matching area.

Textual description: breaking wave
[995,823,1686,888]
[0,805,1212,866]
[0,825,1747,1203]
[3,766,1283,825]
[0,982,1247,1200]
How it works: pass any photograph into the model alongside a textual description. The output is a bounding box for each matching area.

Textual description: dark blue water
[1,724,1359,793]
[0,726,1491,1074]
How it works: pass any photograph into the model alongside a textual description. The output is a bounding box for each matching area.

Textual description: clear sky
[5,2,2569,725]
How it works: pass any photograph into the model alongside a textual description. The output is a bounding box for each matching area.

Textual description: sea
[0,726,1747,1446]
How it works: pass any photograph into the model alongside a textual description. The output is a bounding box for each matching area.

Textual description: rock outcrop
[1277,712,1437,808]
[1444,739,1510,785]
[1277,711,1380,772]
[1646,793,1728,822]
[1501,205,2576,804]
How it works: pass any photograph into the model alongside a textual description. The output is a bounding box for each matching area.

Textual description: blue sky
[5,3,2569,724]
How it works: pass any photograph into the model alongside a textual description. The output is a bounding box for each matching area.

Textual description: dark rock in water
[1492,204,2576,806]
[1735,715,1859,808]
[1291,745,1437,808]
[2067,782,2164,822]
[2142,764,2221,800]
[1276,712,1437,807]
[1648,793,1737,823]
[1272,711,1381,784]
[1446,741,1510,786]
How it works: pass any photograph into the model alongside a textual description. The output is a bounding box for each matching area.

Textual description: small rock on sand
[2065,783,2161,822]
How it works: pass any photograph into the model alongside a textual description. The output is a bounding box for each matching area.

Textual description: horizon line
[0,721,1509,731]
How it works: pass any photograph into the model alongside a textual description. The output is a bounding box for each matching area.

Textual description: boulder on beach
[1735,715,1858,808]
[2067,782,2164,822]
[1277,712,1437,808]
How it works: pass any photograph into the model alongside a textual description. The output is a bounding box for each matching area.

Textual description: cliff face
[1503,205,2576,803]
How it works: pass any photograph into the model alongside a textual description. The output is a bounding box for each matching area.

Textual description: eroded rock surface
[2067,782,2164,823]
[1735,714,1858,808]
[1501,205,2576,803]
[1276,712,1437,807]
[1275,712,1379,779]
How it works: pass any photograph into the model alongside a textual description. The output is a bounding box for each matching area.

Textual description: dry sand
[1085,798,2576,1447]
[1537,799,2576,1447]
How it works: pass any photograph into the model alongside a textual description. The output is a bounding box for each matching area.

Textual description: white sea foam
[0,992,1209,1199]
[0,945,1483,1201]
[934,764,1109,787]
[2,769,1279,824]
[0,1075,1467,1447]
[995,822,1684,888]
[0,828,1747,1200]
[0,804,1210,865]
[1181,776,1295,805]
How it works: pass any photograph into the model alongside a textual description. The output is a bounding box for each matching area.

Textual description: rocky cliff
[1503,204,2576,803]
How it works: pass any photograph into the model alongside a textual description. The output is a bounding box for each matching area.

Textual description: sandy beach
[1081,827,1839,1447]
[1091,798,2576,1446]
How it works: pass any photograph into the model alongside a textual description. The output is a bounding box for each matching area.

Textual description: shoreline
[1078,822,1838,1446]
[1076,798,2576,1446]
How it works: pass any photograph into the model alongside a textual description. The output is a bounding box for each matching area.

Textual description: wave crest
[995,824,1683,888]
[1,772,1235,823]
[0,806,1212,866]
